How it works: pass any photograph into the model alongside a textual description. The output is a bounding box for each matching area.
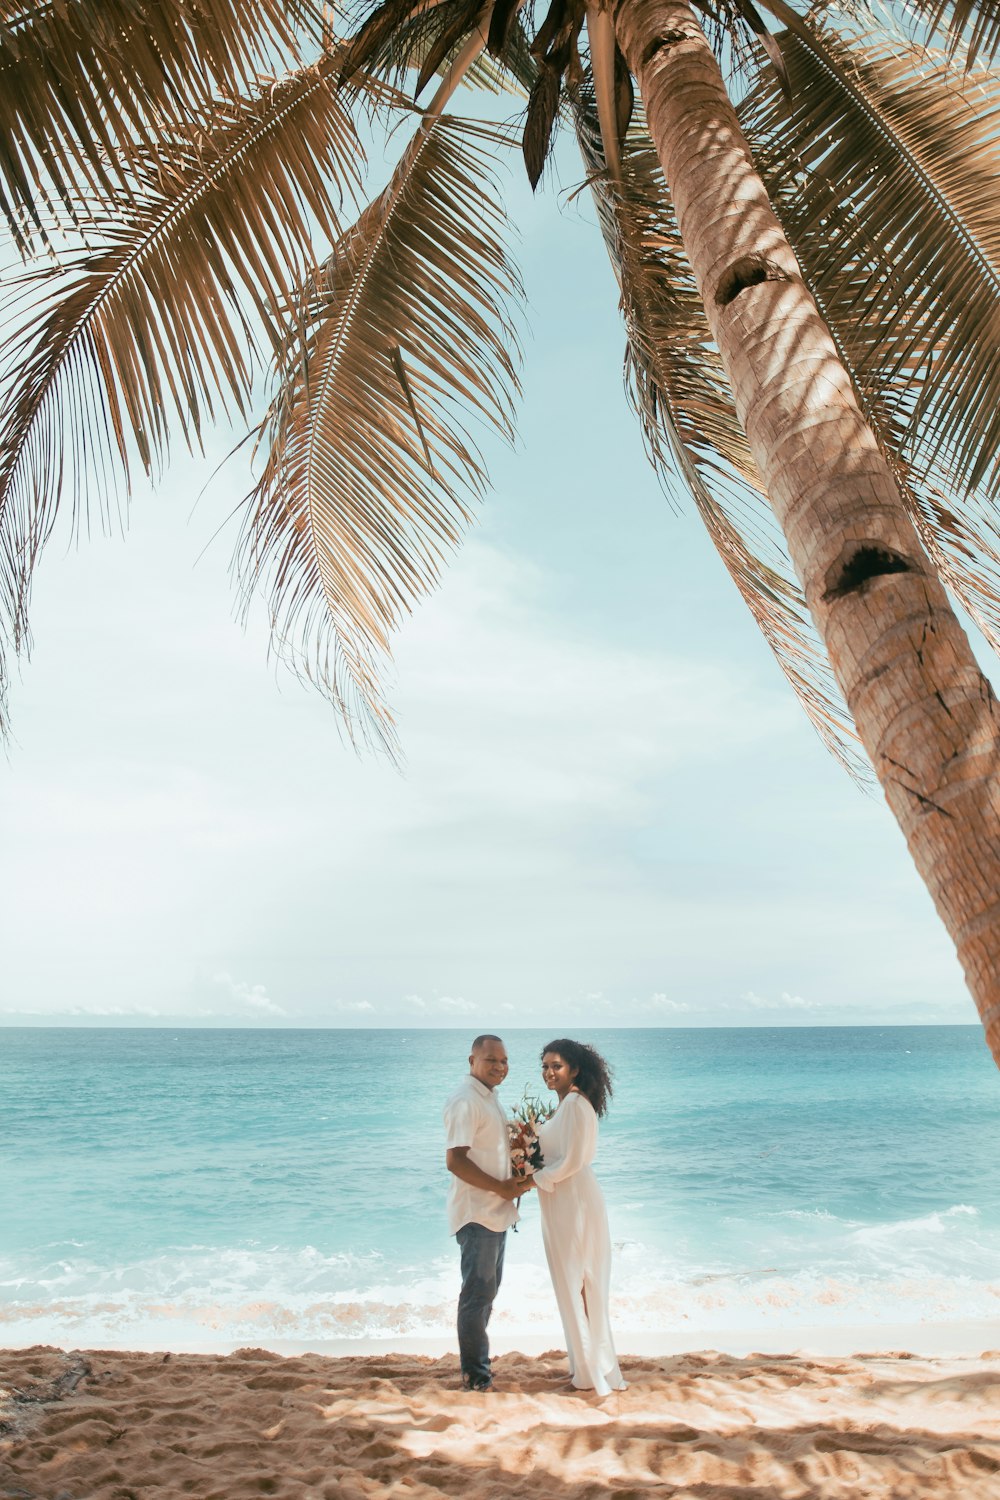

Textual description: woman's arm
[532,1095,596,1192]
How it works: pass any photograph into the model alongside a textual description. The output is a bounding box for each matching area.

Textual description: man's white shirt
[443,1075,519,1235]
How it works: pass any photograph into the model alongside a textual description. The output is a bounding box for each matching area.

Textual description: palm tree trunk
[614,0,1000,1067]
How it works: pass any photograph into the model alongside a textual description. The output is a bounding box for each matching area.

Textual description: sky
[0,113,985,1032]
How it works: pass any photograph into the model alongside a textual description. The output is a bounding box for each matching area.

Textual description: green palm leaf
[238,113,523,750]
[575,100,866,773]
[0,54,362,663]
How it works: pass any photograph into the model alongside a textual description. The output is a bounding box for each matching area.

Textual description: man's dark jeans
[456,1222,506,1384]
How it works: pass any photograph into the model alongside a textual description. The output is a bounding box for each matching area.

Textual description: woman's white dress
[533,1091,626,1395]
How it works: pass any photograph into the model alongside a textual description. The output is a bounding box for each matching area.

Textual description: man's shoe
[461,1374,494,1392]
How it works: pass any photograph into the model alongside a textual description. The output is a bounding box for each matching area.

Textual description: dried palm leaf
[740,3,1000,645]
[614,41,634,140]
[0,0,317,247]
[337,0,433,82]
[467,8,537,90]
[0,55,363,664]
[531,0,570,56]
[688,0,761,78]
[888,446,1000,665]
[521,0,586,184]
[896,0,1000,66]
[574,100,866,774]
[732,0,790,94]
[487,0,522,54]
[523,57,564,184]
[415,0,484,95]
[342,0,515,101]
[239,113,522,752]
[586,2,621,177]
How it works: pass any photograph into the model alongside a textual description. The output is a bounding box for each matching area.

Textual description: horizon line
[0,1019,981,1031]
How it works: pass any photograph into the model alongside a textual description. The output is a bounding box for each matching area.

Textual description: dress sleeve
[532,1094,597,1192]
[444,1097,476,1151]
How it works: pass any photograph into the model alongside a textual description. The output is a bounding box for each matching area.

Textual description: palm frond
[414,0,484,95]
[466,29,535,94]
[521,0,585,186]
[574,100,867,774]
[340,0,537,106]
[238,113,523,751]
[0,0,319,246]
[731,0,790,93]
[586,2,621,176]
[340,0,517,97]
[337,0,436,83]
[740,4,1000,651]
[886,0,1000,66]
[890,452,1000,662]
[0,54,362,663]
[488,0,521,53]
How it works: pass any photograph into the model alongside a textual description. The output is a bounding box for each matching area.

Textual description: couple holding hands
[443,1033,626,1397]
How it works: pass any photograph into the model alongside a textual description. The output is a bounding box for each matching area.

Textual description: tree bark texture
[615,0,1000,1066]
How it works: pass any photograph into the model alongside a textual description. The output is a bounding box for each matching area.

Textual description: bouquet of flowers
[508,1088,553,1178]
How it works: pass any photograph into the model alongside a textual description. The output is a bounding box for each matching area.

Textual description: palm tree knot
[640,30,688,68]
[822,543,915,602]
[715,254,790,307]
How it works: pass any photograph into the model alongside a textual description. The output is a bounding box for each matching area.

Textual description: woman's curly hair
[541,1038,613,1118]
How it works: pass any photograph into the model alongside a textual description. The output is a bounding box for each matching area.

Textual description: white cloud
[434,995,479,1014]
[740,990,823,1012]
[213,973,287,1017]
[647,993,692,1014]
[396,992,478,1017]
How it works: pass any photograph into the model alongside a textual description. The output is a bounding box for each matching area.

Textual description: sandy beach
[3,1338,1000,1499]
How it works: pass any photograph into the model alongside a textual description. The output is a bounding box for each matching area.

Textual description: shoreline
[235,1318,1000,1360]
[4,1317,998,1361]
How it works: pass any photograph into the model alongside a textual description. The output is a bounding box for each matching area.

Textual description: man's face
[469,1040,509,1090]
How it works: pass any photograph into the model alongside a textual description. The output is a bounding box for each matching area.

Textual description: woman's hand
[500,1175,534,1200]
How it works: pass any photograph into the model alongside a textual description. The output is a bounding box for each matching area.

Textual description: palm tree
[3,0,1000,1064]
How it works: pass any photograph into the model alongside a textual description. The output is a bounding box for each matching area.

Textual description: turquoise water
[2,1025,999,1348]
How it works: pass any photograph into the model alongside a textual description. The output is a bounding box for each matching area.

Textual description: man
[444,1033,532,1392]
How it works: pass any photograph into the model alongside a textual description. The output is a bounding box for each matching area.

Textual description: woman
[533,1038,626,1396]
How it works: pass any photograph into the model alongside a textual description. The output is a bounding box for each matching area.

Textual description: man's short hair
[470,1033,504,1052]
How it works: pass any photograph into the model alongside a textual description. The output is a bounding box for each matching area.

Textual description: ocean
[2,1025,999,1351]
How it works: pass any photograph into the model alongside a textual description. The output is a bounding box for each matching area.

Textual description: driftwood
[0,1351,92,1444]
